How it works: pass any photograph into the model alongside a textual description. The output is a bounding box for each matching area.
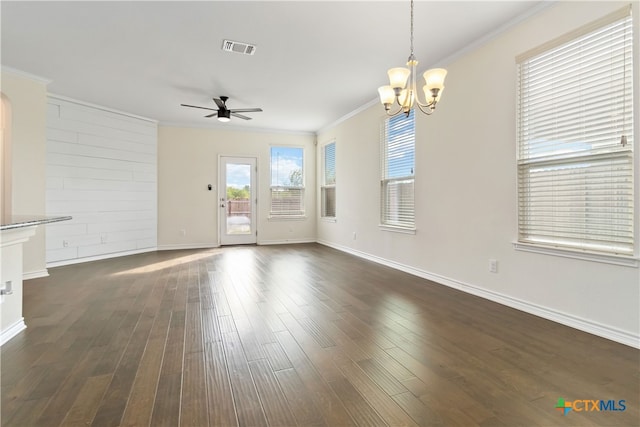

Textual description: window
[321,141,336,218]
[516,7,634,257]
[380,109,415,229]
[270,146,304,217]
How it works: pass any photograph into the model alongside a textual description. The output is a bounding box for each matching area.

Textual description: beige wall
[158,125,316,248]
[317,1,640,346]
[1,71,48,276]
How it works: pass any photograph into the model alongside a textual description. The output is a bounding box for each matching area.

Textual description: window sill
[268,215,307,221]
[513,241,638,268]
[320,217,337,223]
[379,224,416,235]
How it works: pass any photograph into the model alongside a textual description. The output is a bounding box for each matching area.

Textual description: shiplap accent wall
[46,96,158,264]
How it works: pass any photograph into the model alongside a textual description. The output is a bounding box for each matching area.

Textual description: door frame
[218,155,258,246]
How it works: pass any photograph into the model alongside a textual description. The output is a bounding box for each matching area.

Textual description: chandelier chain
[410,0,414,56]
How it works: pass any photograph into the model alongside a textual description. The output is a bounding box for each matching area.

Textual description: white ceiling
[1,1,544,134]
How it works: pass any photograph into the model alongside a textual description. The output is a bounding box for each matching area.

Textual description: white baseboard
[258,238,316,245]
[157,243,219,251]
[23,269,49,281]
[157,240,316,250]
[0,318,26,346]
[317,240,640,349]
[47,247,157,268]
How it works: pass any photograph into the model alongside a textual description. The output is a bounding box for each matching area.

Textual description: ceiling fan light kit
[378,0,447,117]
[217,110,231,122]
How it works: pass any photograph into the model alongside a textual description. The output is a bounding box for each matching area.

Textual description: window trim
[513,241,639,268]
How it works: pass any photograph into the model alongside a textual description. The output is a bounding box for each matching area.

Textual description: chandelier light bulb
[387,67,411,91]
[378,86,396,106]
[423,68,447,89]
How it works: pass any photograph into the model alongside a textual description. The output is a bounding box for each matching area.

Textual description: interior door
[219,156,257,245]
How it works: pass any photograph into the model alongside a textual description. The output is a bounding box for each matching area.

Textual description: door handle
[220,203,226,208]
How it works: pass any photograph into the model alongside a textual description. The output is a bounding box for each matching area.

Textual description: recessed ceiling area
[1,1,543,133]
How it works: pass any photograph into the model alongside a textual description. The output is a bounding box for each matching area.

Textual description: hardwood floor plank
[120,310,172,427]
[201,307,222,343]
[91,305,159,426]
[391,391,445,427]
[297,317,336,349]
[150,264,189,427]
[222,331,268,427]
[275,330,356,427]
[278,312,343,383]
[205,341,239,427]
[1,396,50,426]
[248,359,297,427]
[181,351,209,426]
[60,374,112,427]
[357,359,408,396]
[332,352,419,427]
[0,364,48,419]
[328,377,388,427]
[234,315,268,361]
[262,341,294,371]
[35,345,108,425]
[185,302,203,354]
[274,368,326,427]
[150,372,182,426]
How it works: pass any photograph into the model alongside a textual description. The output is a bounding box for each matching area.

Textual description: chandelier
[378,0,447,117]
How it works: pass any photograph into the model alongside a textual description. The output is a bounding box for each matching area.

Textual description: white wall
[317,1,640,347]
[158,125,316,248]
[0,70,49,277]
[46,96,158,264]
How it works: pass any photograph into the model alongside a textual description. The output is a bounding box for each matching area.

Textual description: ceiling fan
[180,96,263,122]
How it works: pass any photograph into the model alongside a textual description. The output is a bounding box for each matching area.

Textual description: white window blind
[516,7,634,256]
[321,142,336,218]
[270,146,304,217]
[381,110,415,228]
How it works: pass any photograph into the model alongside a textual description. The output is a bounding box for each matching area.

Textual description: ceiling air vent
[222,39,256,56]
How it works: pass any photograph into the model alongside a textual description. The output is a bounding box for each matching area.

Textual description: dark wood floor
[1,243,638,426]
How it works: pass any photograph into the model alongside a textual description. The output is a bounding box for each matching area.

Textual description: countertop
[0,215,72,231]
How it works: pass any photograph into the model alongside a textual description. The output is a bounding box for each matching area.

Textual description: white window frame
[269,146,305,219]
[514,6,637,267]
[321,141,336,220]
[380,110,416,232]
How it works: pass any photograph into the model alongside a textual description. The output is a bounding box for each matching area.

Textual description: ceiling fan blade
[229,108,263,113]
[204,113,217,118]
[213,98,226,109]
[231,112,252,120]
[181,104,218,112]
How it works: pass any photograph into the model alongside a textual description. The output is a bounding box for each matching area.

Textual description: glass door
[219,156,257,245]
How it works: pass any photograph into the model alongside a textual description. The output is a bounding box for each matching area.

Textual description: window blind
[324,142,336,185]
[321,142,336,218]
[270,187,304,216]
[516,8,634,255]
[381,110,415,228]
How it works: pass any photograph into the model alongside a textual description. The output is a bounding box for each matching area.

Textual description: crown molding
[1,66,52,85]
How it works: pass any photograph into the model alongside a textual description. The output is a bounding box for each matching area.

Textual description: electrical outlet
[489,259,498,273]
[352,232,357,240]
[180,229,186,237]
[100,234,108,244]
[62,240,69,247]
